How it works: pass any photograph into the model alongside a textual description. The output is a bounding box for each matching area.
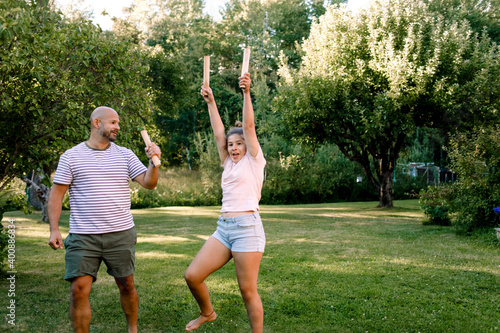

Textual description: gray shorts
[63,227,137,282]
[212,213,266,252]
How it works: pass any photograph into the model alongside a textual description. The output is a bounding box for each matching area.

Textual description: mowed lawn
[1,200,499,332]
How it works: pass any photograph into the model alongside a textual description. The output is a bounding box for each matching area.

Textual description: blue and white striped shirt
[53,142,147,234]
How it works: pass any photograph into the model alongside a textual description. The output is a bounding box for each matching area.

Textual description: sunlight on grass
[138,235,191,243]
[194,234,210,240]
[136,251,188,259]
[3,216,36,223]
[11,227,55,240]
[132,206,219,217]
[309,212,379,219]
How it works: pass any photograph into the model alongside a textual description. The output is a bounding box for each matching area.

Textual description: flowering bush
[494,207,500,217]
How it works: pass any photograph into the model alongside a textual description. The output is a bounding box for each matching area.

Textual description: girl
[184,73,266,332]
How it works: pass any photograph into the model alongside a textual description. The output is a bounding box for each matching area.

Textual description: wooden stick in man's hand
[140,130,161,167]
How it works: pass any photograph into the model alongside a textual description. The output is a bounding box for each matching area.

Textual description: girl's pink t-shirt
[220,147,266,213]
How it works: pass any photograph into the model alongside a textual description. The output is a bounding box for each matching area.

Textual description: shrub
[393,170,429,200]
[261,142,376,204]
[192,132,222,205]
[129,167,219,209]
[0,179,30,272]
[449,180,498,234]
[419,185,452,226]
[0,179,29,219]
[0,223,8,274]
[446,126,500,234]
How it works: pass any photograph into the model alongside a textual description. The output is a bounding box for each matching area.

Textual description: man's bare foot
[185,310,217,331]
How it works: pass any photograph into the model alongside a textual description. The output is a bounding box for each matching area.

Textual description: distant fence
[401,163,457,186]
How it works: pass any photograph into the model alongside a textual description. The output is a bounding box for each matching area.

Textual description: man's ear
[92,118,100,129]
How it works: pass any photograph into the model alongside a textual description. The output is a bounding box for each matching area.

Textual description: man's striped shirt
[53,142,147,234]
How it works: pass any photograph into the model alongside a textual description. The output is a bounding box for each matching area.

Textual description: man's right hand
[49,231,63,250]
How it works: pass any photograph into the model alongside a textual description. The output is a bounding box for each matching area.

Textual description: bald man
[47,106,161,333]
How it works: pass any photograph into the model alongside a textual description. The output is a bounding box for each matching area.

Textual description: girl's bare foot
[185,310,217,331]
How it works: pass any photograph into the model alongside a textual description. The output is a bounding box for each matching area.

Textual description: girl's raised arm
[201,86,228,164]
[239,73,260,157]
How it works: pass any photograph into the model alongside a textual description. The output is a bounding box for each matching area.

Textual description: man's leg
[115,274,138,333]
[70,275,94,333]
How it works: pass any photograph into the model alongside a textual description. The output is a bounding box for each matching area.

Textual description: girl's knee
[184,268,198,285]
[239,286,259,302]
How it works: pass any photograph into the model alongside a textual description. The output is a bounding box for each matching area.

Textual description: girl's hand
[201,86,214,103]
[239,73,251,93]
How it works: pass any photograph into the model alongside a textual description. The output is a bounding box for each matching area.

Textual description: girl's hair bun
[226,120,244,139]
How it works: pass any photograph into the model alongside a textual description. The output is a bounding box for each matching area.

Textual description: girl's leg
[184,236,232,331]
[233,252,264,333]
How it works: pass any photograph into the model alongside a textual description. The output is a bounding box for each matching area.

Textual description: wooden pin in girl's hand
[240,48,250,90]
[203,55,210,97]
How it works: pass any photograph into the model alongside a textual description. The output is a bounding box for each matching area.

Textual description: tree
[0,0,155,210]
[217,0,341,71]
[113,0,341,165]
[425,0,500,43]
[114,0,220,165]
[276,0,500,207]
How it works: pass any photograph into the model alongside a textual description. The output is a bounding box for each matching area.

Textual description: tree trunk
[27,173,43,210]
[24,176,50,223]
[378,170,394,208]
[339,133,404,208]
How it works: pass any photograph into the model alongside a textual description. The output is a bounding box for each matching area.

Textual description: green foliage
[0,179,31,220]
[392,169,429,200]
[262,141,376,204]
[0,223,8,273]
[129,136,379,208]
[0,0,155,191]
[275,0,500,207]
[218,0,328,70]
[116,0,332,164]
[0,178,29,272]
[127,167,220,209]
[192,132,223,204]
[419,185,452,226]
[446,126,500,234]
[425,0,500,43]
[399,128,445,166]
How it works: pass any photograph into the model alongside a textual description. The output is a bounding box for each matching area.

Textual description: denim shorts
[212,213,265,253]
[63,227,137,282]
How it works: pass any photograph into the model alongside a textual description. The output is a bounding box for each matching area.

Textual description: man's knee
[115,275,136,294]
[70,276,93,300]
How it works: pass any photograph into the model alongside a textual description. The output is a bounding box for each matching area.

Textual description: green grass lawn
[1,200,499,332]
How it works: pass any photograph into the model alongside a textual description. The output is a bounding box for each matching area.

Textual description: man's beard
[98,128,117,142]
